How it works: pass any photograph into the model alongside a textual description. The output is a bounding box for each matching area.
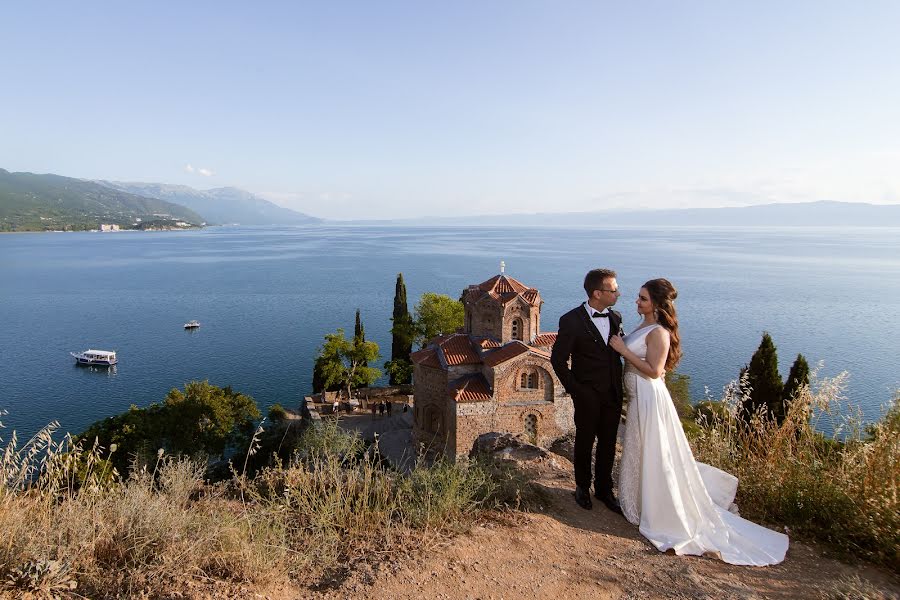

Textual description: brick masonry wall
[456,398,571,455]
[500,299,541,344]
[412,364,453,456]
[453,353,575,457]
[466,296,502,341]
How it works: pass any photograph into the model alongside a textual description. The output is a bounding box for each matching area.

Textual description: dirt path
[316,466,899,600]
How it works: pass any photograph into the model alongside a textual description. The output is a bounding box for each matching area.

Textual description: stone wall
[450,354,575,457]
[501,299,541,344]
[412,364,452,456]
[455,398,572,456]
[356,384,414,398]
[466,295,502,340]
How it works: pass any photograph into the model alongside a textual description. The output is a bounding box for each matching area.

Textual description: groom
[551,268,624,513]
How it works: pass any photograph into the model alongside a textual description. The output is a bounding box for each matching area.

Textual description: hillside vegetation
[0,169,204,231]
[100,181,321,226]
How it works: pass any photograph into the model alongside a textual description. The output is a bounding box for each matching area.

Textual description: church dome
[463,274,541,306]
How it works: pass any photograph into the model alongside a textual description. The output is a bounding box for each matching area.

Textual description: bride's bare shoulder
[647,325,670,341]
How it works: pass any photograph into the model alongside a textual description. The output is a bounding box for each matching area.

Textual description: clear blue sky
[2,1,899,219]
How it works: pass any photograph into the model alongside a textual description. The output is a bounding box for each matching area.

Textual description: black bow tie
[592,312,609,318]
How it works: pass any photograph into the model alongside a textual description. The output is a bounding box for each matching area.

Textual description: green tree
[742,332,783,424]
[316,328,382,401]
[413,292,464,347]
[77,380,260,475]
[782,353,810,414]
[384,358,414,385]
[387,273,414,384]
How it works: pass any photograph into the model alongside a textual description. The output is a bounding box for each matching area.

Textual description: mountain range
[97,181,321,226]
[366,201,900,228]
[3,167,898,232]
[0,169,321,231]
[0,169,204,231]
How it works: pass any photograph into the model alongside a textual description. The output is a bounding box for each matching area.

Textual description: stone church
[411,268,574,458]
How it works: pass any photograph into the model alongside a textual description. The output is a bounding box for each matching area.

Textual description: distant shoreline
[0,226,205,234]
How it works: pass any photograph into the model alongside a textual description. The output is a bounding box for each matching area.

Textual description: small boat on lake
[184,320,201,329]
[71,349,117,366]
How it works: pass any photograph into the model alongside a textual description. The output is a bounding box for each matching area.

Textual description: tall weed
[0,417,516,596]
[692,372,899,569]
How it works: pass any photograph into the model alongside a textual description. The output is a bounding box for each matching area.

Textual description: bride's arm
[610,328,669,379]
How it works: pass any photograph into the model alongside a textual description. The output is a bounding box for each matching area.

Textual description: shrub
[76,381,261,475]
[267,403,287,422]
[692,373,899,569]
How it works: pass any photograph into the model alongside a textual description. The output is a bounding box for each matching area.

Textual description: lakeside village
[71,215,203,232]
[7,267,898,598]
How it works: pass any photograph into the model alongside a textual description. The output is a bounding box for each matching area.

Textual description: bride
[608,279,788,566]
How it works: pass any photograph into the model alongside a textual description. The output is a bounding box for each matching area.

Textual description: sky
[2,1,900,220]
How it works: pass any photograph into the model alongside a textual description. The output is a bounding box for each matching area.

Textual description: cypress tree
[782,353,810,417]
[742,332,783,424]
[388,273,414,384]
[354,309,367,367]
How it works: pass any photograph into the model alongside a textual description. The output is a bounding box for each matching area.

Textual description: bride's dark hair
[643,278,682,371]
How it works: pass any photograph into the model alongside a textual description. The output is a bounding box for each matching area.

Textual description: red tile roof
[410,348,441,368]
[438,334,482,366]
[479,274,529,294]
[483,341,531,367]
[449,374,493,403]
[531,332,558,347]
[463,274,541,307]
[424,333,455,347]
[476,338,501,349]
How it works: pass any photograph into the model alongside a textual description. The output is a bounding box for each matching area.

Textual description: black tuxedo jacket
[550,305,624,404]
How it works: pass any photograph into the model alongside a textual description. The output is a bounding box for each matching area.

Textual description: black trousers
[573,385,621,494]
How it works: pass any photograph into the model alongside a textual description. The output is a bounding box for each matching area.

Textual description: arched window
[520,370,538,389]
[511,318,522,341]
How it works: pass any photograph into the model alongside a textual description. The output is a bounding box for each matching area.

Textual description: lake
[1,225,898,441]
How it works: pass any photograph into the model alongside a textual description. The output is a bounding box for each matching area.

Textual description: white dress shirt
[584,302,611,342]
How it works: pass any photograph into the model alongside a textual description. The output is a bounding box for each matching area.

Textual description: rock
[469,432,553,464]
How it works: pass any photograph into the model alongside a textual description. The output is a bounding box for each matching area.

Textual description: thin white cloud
[184,163,214,177]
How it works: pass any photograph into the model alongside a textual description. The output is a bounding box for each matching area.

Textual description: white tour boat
[71,349,117,366]
[184,320,201,329]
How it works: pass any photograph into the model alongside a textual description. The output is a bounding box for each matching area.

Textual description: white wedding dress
[618,324,788,566]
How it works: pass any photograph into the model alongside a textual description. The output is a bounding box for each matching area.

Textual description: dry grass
[0,420,519,598]
[692,372,899,570]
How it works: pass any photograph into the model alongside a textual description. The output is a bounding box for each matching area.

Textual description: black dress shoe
[595,490,623,515]
[573,485,593,510]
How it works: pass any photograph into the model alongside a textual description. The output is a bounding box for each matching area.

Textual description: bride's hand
[608,334,626,353]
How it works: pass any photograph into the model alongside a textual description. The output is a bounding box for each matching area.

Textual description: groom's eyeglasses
[598,288,620,295]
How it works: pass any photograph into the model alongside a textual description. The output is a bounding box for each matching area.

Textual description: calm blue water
[2,226,898,441]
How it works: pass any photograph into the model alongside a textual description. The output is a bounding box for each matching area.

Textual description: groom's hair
[583,268,617,296]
